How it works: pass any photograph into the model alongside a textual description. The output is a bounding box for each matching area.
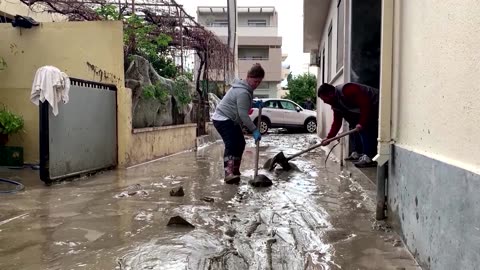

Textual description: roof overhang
[303,0,331,53]
[198,6,275,14]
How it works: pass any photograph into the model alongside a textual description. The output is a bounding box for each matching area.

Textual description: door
[262,100,284,125]
[280,100,303,125]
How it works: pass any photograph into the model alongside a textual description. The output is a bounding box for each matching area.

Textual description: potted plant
[0,107,24,146]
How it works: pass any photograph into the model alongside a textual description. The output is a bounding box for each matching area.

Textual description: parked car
[248,98,317,134]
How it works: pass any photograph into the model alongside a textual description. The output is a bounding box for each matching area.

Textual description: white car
[248,98,317,134]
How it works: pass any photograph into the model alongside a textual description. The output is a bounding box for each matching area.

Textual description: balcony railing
[239,57,269,60]
[207,24,277,28]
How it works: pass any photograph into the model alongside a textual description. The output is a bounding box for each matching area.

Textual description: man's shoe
[224,175,241,184]
[345,152,360,161]
[353,155,377,168]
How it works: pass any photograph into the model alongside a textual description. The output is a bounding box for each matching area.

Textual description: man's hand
[255,100,264,109]
[320,139,331,146]
[355,124,363,131]
[252,129,262,142]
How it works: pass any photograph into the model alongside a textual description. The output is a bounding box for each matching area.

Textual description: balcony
[238,59,281,82]
[206,25,278,37]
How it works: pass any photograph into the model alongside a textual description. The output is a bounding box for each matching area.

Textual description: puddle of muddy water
[0,134,419,270]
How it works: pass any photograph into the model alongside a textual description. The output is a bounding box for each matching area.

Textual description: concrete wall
[0,0,66,22]
[117,88,197,168]
[313,0,346,139]
[387,1,480,268]
[0,21,124,164]
[388,146,480,270]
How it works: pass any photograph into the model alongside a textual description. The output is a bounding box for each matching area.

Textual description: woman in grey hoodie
[212,64,265,183]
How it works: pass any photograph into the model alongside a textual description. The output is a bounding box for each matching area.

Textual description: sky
[174,0,312,76]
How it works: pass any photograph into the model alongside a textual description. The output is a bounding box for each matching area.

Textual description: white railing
[239,57,269,60]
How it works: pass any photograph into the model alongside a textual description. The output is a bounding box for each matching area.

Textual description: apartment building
[304,0,480,269]
[197,6,283,98]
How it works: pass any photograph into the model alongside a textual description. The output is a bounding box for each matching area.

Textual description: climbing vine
[94,4,177,78]
[173,76,192,107]
[142,83,170,105]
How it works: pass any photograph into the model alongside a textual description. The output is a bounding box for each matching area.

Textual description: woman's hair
[247,63,265,79]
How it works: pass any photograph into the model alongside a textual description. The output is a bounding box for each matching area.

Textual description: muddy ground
[0,134,420,270]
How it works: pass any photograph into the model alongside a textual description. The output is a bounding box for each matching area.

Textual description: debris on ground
[167,216,195,228]
[114,190,149,198]
[372,220,393,232]
[249,175,273,187]
[224,227,237,237]
[169,186,185,197]
[201,197,215,203]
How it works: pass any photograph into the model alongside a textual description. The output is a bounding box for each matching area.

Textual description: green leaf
[284,73,317,106]
[0,107,24,135]
[173,76,192,109]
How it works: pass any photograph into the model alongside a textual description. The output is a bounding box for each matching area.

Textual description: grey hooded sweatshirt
[213,79,257,131]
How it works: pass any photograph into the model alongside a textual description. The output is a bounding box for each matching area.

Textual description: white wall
[315,0,346,137]
[392,0,480,174]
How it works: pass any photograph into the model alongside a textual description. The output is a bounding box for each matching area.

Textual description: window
[327,23,333,82]
[280,101,296,111]
[248,19,267,27]
[210,19,228,27]
[336,0,345,71]
[264,100,281,109]
[238,47,269,60]
[257,82,269,89]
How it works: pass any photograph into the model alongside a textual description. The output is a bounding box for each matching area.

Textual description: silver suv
[248,98,317,134]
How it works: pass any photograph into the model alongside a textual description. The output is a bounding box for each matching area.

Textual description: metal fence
[39,78,117,183]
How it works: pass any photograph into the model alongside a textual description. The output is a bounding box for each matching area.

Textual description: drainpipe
[373,0,394,220]
[340,0,353,167]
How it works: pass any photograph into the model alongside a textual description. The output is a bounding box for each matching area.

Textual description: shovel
[263,129,358,171]
[249,105,273,187]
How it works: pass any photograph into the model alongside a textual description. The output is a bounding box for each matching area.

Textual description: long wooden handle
[254,106,263,177]
[286,129,358,161]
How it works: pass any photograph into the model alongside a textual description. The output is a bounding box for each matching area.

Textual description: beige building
[197,6,283,98]
[304,0,480,269]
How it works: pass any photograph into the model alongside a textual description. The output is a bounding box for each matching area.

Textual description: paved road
[0,134,419,270]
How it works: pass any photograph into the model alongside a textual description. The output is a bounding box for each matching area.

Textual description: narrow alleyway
[0,134,419,270]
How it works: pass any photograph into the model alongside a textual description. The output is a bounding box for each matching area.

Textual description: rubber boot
[233,159,242,176]
[224,159,240,184]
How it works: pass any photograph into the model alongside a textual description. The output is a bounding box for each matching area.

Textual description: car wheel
[305,119,317,133]
[258,118,270,134]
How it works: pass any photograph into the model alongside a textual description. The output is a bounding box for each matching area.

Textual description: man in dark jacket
[318,82,379,168]
[303,98,315,110]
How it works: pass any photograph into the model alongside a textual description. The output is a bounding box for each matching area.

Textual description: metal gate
[39,78,117,183]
